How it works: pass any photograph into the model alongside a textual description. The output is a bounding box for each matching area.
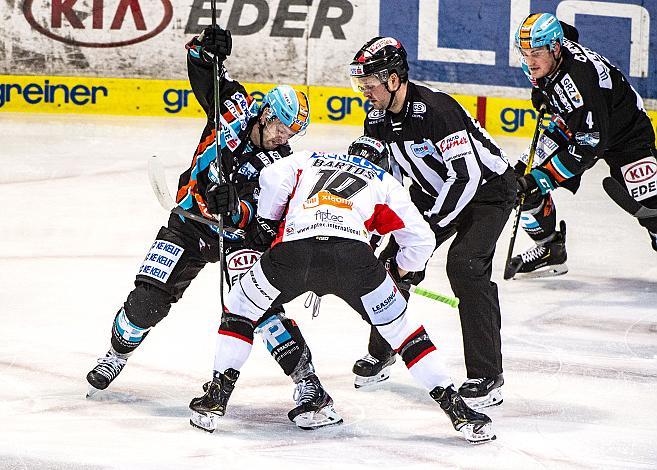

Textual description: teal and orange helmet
[515,13,564,51]
[263,85,310,134]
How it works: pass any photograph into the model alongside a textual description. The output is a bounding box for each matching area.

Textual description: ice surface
[1,114,656,469]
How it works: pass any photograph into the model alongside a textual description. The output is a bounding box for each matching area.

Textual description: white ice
[1,114,656,470]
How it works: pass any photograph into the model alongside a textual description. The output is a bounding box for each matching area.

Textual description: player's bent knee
[124,282,173,328]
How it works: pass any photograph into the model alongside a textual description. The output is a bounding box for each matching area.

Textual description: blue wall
[380,0,657,98]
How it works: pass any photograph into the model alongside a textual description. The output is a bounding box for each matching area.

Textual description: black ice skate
[288,374,343,430]
[352,353,396,389]
[86,348,129,398]
[649,231,657,252]
[430,385,496,444]
[505,221,568,280]
[189,368,240,433]
[458,374,504,410]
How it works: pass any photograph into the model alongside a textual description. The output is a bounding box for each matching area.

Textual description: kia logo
[624,160,657,183]
[227,250,260,271]
[23,0,173,48]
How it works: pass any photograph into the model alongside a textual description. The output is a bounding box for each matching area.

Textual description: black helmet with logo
[348,135,390,171]
[349,37,409,88]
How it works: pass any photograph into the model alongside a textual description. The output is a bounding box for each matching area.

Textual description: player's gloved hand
[516,173,538,199]
[206,182,239,217]
[530,87,544,111]
[388,257,415,301]
[199,25,232,62]
[244,216,279,251]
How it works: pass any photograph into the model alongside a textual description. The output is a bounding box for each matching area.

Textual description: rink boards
[2,74,657,141]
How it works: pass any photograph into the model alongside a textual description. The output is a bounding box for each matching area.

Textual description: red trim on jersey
[406,345,437,368]
[396,325,425,352]
[218,329,253,345]
[364,203,405,235]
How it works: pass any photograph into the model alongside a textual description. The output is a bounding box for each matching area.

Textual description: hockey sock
[521,193,557,243]
[214,311,255,372]
[255,313,313,381]
[110,308,151,355]
[376,315,452,390]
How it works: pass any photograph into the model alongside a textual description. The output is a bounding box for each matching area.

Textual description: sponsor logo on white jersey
[438,130,474,162]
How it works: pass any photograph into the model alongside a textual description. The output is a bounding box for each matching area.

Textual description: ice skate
[430,385,496,444]
[458,374,504,410]
[352,353,396,389]
[505,221,568,280]
[288,374,343,430]
[649,231,657,252]
[86,348,129,397]
[189,368,240,433]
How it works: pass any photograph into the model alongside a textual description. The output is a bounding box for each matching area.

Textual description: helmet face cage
[515,13,564,52]
[348,135,390,171]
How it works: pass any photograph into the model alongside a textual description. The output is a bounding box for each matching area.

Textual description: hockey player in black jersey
[506,13,657,278]
[349,37,516,410]
[86,26,328,420]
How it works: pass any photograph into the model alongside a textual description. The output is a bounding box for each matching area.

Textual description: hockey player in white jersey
[188,136,496,443]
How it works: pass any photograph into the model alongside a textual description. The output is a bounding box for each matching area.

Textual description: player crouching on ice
[188,136,496,443]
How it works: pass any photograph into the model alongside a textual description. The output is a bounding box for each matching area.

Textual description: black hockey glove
[244,216,279,252]
[199,25,232,62]
[516,173,539,199]
[388,257,415,301]
[206,182,239,218]
[530,87,545,112]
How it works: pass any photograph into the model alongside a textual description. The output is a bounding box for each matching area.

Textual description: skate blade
[86,385,102,398]
[189,411,219,433]
[353,367,392,389]
[293,405,344,430]
[461,422,496,444]
[462,388,503,411]
[511,263,568,280]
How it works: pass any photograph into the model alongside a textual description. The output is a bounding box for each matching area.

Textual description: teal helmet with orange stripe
[515,13,564,52]
[263,85,310,134]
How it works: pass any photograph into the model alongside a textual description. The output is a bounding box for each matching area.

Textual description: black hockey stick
[210,0,227,308]
[504,104,546,280]
[602,177,657,219]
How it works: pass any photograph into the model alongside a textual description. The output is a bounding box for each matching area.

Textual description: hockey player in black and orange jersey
[506,13,657,279]
[348,37,516,410]
[85,26,330,423]
[188,136,496,443]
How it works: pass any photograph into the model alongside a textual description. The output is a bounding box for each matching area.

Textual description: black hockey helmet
[348,135,390,171]
[349,37,409,90]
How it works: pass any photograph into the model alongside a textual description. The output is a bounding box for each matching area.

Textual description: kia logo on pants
[624,160,657,183]
[23,0,173,48]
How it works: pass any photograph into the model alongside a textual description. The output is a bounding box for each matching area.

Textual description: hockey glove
[516,173,539,200]
[244,216,279,252]
[199,25,232,62]
[530,88,545,112]
[206,182,240,218]
[388,257,415,301]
